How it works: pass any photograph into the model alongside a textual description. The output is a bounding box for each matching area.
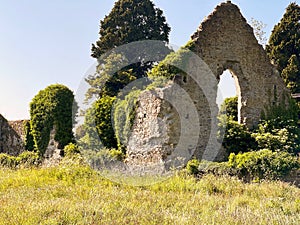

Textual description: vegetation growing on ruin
[0,151,40,168]
[219,96,300,156]
[80,95,117,150]
[23,120,35,151]
[148,43,195,80]
[113,90,141,153]
[1,2,300,224]
[28,84,76,156]
[83,0,172,155]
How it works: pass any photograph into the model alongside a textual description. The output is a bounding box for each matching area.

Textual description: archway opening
[216,69,241,122]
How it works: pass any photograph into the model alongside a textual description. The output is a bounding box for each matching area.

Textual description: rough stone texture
[8,120,26,138]
[43,128,62,167]
[191,1,288,127]
[126,2,289,166]
[126,86,180,169]
[0,114,25,155]
[0,113,63,160]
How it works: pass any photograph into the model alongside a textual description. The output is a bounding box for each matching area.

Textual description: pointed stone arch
[126,1,290,165]
[190,1,288,127]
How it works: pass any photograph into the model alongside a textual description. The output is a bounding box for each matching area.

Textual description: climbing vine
[113,90,141,153]
[29,84,77,156]
[23,120,34,151]
[148,44,193,80]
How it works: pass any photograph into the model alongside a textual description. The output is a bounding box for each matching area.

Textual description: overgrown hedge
[186,150,299,182]
[228,149,300,180]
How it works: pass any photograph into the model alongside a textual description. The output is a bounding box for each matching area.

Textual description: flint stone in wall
[0,115,25,155]
[125,2,289,167]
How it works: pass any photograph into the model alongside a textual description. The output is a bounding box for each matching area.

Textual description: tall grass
[0,164,299,224]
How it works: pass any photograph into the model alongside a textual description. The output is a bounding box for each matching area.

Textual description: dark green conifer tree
[87,0,171,100]
[266,2,300,93]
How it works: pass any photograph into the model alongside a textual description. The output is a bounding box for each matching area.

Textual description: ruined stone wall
[0,115,25,155]
[126,87,181,168]
[191,1,288,127]
[126,1,289,166]
[8,120,26,138]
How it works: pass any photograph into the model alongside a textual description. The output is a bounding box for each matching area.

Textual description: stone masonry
[126,1,290,167]
[0,114,25,155]
[0,114,63,160]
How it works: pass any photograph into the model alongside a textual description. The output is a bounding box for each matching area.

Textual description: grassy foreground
[0,164,299,225]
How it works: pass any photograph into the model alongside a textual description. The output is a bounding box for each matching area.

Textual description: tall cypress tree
[266,2,300,93]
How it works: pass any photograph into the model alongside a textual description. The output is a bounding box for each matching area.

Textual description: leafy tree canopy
[219,96,238,121]
[86,53,136,100]
[266,2,300,93]
[87,0,171,101]
[80,95,117,149]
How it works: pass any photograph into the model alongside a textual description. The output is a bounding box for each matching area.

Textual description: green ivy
[23,120,34,151]
[148,44,193,80]
[262,93,299,122]
[29,84,77,156]
[81,95,117,150]
[113,90,141,153]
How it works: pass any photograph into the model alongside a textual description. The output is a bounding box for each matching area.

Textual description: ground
[0,163,299,224]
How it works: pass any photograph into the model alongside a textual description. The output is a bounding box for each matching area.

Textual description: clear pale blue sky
[0,0,298,120]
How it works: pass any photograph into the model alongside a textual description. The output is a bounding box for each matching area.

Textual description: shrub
[218,115,257,155]
[252,118,300,154]
[109,149,125,161]
[0,154,17,168]
[228,149,300,180]
[219,96,238,121]
[186,159,201,175]
[17,151,40,167]
[0,151,40,168]
[82,148,124,171]
[64,143,81,158]
[197,160,233,176]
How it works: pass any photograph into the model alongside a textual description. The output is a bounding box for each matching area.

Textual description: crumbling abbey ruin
[0,2,290,168]
[126,1,289,167]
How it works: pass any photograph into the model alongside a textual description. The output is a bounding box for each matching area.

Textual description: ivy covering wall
[29,84,76,156]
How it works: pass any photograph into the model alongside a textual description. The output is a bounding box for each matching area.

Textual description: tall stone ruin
[126,1,289,168]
